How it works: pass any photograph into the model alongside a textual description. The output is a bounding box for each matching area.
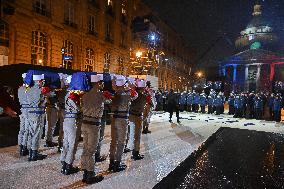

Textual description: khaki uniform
[81,89,106,172]
[45,93,58,143]
[143,89,156,131]
[18,86,29,146]
[128,91,147,152]
[26,84,46,150]
[60,92,81,165]
[109,90,137,162]
[56,89,67,146]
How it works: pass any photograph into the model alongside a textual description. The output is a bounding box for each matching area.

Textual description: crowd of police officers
[155,89,283,122]
[17,71,156,184]
[16,69,283,185]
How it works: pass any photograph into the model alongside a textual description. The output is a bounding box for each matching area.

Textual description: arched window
[62,40,73,69]
[85,48,95,72]
[31,31,47,65]
[0,20,9,47]
[103,52,110,73]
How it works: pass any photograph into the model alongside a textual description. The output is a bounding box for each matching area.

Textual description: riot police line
[154,89,283,123]
[17,70,156,184]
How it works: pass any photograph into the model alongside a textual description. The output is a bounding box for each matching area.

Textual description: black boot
[28,149,33,161]
[145,128,151,134]
[131,151,144,160]
[108,160,115,171]
[112,161,127,172]
[44,141,58,147]
[20,145,29,156]
[82,170,88,183]
[28,150,47,161]
[58,142,63,153]
[142,130,147,134]
[123,147,131,153]
[61,161,67,174]
[95,154,106,162]
[63,163,80,175]
[83,171,104,184]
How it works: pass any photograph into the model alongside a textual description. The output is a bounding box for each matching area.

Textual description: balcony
[64,20,78,29]
[33,4,50,17]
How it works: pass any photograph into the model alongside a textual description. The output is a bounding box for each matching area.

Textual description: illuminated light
[197,72,203,77]
[38,59,43,64]
[150,34,156,41]
[136,51,142,58]
[165,58,169,61]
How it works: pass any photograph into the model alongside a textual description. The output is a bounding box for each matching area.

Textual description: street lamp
[136,51,142,58]
[38,59,43,64]
[61,47,65,68]
[197,71,203,78]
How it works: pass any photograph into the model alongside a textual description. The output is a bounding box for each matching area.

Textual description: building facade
[0,0,194,91]
[1,0,134,74]
[131,0,194,91]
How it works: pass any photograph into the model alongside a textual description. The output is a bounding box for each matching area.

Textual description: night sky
[143,0,284,68]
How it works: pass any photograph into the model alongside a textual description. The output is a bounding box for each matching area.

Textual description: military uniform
[186,92,193,112]
[56,88,67,150]
[26,80,47,161]
[44,92,58,146]
[179,92,187,111]
[80,80,106,183]
[129,87,148,160]
[273,96,282,122]
[199,93,207,113]
[109,87,137,172]
[60,91,82,175]
[17,85,29,156]
[142,88,156,133]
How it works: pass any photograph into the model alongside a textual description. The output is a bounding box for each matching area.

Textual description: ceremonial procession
[2,0,284,188]
[15,70,157,184]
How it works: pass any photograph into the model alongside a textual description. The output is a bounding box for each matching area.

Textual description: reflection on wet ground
[154,127,284,189]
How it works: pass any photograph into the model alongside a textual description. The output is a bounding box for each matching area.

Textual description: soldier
[186,91,193,112]
[207,95,214,114]
[56,75,71,152]
[60,81,83,175]
[179,91,187,112]
[80,74,108,184]
[26,74,47,161]
[273,95,282,122]
[155,89,163,111]
[128,80,150,160]
[199,91,207,113]
[167,89,180,123]
[18,73,29,156]
[228,93,235,115]
[44,88,59,147]
[192,91,200,113]
[214,94,223,115]
[254,94,263,120]
[109,76,138,172]
[142,81,156,134]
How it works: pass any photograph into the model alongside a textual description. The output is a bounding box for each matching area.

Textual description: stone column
[256,64,261,91]
[244,65,249,91]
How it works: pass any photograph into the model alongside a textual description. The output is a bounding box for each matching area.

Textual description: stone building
[131,0,194,91]
[219,2,284,92]
[0,0,194,91]
[0,0,134,74]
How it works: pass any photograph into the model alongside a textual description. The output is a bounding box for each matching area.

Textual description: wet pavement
[154,127,284,189]
[1,112,284,189]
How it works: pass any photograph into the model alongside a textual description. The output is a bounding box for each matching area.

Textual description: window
[62,40,74,69]
[117,57,124,74]
[120,31,125,47]
[0,21,9,47]
[85,48,95,72]
[106,0,114,16]
[31,31,47,65]
[105,23,113,42]
[88,15,97,35]
[103,52,110,73]
[33,0,49,17]
[64,2,76,28]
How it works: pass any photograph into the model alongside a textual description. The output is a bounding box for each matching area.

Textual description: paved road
[0,112,284,189]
